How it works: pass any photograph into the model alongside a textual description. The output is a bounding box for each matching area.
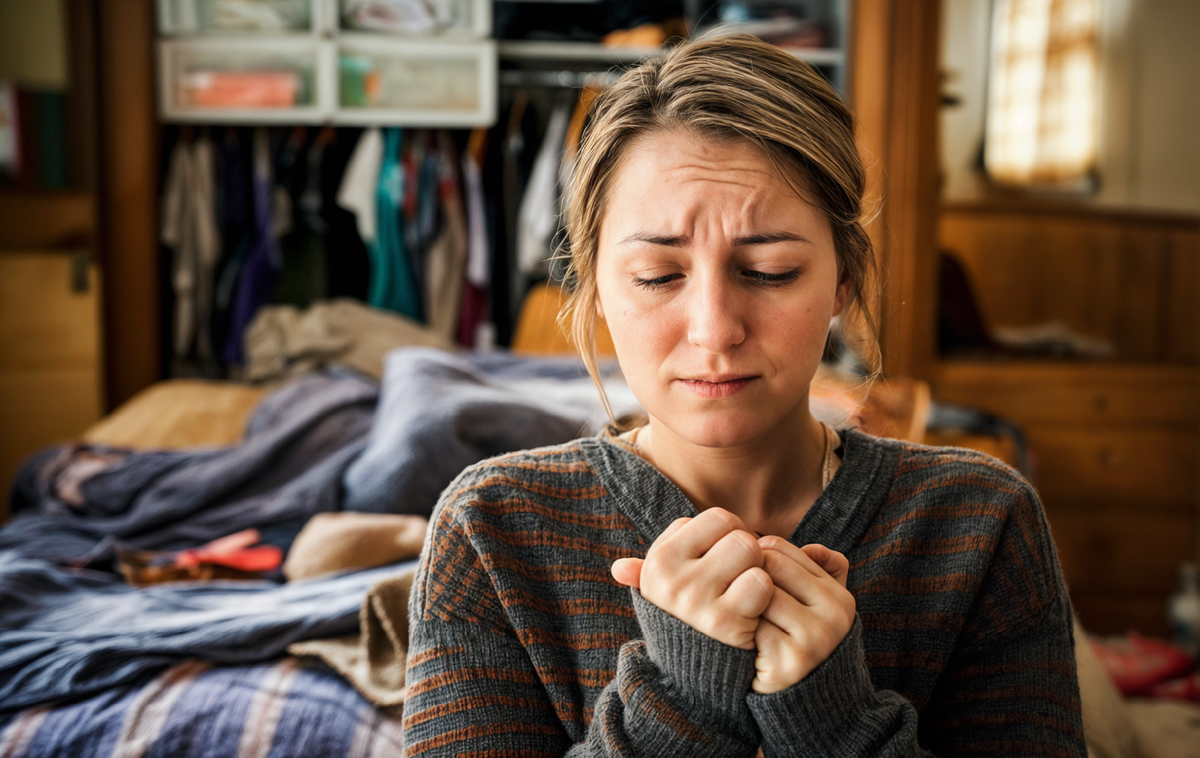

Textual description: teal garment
[366,129,396,310]
[370,128,423,320]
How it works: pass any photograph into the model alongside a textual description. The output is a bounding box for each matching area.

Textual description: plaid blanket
[0,657,403,758]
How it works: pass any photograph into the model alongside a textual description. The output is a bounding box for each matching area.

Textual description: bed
[1,292,1196,758]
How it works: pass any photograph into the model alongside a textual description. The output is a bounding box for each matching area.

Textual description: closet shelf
[497,40,659,63]
[497,40,845,67]
[158,37,497,126]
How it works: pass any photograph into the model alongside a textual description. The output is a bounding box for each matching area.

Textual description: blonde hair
[559,33,881,420]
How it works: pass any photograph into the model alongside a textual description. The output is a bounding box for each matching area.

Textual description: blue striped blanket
[0,657,404,758]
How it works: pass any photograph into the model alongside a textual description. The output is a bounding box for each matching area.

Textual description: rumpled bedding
[2,348,637,564]
[0,555,416,710]
[0,348,639,725]
[0,657,404,758]
[2,369,378,564]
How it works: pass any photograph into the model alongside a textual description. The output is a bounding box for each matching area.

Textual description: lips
[677,375,757,398]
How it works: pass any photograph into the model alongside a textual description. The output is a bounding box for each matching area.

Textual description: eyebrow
[618,231,811,246]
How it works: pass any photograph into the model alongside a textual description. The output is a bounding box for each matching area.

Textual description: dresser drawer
[1027,425,1196,511]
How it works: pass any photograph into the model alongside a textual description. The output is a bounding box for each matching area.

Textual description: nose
[686,272,746,353]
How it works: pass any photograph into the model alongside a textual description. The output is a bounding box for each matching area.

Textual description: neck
[636,406,830,538]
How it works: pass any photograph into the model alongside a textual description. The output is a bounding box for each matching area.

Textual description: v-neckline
[582,429,902,555]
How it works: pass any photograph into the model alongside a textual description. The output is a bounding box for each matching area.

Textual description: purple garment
[223,129,281,365]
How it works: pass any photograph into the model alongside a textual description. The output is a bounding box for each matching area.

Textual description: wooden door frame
[850,0,942,380]
[94,0,162,410]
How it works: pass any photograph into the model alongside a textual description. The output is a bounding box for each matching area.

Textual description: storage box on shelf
[156,0,495,126]
[158,36,334,123]
[337,35,496,127]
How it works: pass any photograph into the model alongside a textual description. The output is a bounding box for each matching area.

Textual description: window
[984,0,1099,187]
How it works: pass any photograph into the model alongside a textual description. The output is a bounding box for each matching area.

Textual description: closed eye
[632,273,683,290]
[743,270,800,287]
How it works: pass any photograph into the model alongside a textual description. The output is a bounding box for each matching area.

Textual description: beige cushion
[1126,699,1200,758]
[1075,617,1146,758]
[283,512,428,581]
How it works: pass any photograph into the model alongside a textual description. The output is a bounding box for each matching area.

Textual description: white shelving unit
[157,1,852,125]
[157,0,496,126]
[495,0,852,97]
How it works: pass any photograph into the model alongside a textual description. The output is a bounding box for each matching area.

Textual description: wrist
[631,589,758,716]
[746,615,877,752]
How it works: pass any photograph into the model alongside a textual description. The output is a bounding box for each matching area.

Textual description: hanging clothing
[458,128,492,348]
[424,132,469,344]
[274,127,329,308]
[161,134,221,366]
[336,127,384,244]
[496,95,535,345]
[223,128,282,366]
[161,140,196,361]
[463,129,490,289]
[516,102,570,276]
[373,128,423,320]
[321,129,372,301]
[211,128,253,367]
[191,136,221,363]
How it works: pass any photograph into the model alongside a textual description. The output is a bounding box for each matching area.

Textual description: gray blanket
[0,554,416,710]
[2,349,637,563]
[0,348,639,710]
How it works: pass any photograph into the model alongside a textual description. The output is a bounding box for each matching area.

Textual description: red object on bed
[1089,631,1196,696]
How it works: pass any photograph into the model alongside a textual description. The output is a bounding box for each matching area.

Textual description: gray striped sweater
[403,429,1087,757]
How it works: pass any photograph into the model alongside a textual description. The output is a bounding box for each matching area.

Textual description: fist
[752,538,855,694]
[611,508,774,649]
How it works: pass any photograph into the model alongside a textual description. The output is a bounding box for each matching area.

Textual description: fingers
[759,536,850,585]
[752,617,795,694]
[758,536,824,577]
[721,566,773,619]
[757,548,821,607]
[610,557,643,588]
[702,528,765,588]
[655,508,750,562]
[799,543,850,587]
[658,517,691,544]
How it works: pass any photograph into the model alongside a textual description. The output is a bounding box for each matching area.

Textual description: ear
[832,272,852,318]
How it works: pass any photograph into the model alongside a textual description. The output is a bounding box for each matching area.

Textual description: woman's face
[596,129,848,449]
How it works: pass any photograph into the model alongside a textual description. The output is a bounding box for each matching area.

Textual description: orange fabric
[511,283,617,358]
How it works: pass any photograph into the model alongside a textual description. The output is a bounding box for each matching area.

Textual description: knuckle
[707,508,738,531]
[730,530,762,561]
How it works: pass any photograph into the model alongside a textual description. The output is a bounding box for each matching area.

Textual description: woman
[403,34,1086,757]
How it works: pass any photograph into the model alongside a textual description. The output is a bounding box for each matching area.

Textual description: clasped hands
[611,508,855,694]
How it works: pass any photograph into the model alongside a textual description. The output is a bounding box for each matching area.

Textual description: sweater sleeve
[745,484,1087,758]
[403,487,762,757]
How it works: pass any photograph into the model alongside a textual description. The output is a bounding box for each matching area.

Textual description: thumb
[611,557,644,589]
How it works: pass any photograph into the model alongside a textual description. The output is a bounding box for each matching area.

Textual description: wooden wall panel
[0,254,103,517]
[929,361,1199,425]
[1028,426,1196,512]
[930,360,1199,636]
[1165,229,1200,362]
[939,206,1200,363]
[0,191,95,251]
[1049,510,1196,596]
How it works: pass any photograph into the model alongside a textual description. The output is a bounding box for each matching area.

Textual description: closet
[148,0,859,376]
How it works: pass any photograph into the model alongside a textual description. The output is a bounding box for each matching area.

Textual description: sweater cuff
[746,615,876,753]
[631,589,758,718]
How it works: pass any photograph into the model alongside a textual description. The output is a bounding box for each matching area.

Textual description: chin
[661,408,779,449]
